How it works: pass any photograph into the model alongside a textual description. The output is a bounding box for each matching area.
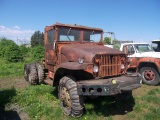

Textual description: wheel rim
[60,86,71,109]
[143,70,155,81]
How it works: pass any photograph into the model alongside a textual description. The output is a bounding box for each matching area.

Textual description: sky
[0,0,160,45]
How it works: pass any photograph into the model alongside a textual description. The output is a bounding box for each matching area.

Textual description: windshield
[134,44,154,52]
[83,30,101,42]
[58,27,102,42]
[58,27,81,41]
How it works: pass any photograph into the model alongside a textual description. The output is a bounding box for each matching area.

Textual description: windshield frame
[83,29,102,43]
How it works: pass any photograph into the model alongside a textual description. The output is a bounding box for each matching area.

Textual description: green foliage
[113,39,121,49]
[0,37,45,63]
[4,44,23,62]
[0,38,44,78]
[103,37,121,49]
[104,37,111,44]
[0,38,23,62]
[0,38,16,58]
[31,31,44,47]
[19,45,29,57]
[31,45,44,62]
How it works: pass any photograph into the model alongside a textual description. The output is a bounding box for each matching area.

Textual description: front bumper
[77,74,141,96]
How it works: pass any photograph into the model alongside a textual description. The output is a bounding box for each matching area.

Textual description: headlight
[121,64,125,69]
[111,79,117,84]
[78,58,84,64]
[93,66,98,73]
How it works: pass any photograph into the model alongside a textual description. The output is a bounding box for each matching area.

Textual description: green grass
[1,59,160,120]
[12,85,58,120]
[126,88,160,120]
[1,83,160,120]
[11,85,116,120]
[0,59,24,78]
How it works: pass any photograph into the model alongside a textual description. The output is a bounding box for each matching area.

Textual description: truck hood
[60,43,124,63]
[137,52,160,58]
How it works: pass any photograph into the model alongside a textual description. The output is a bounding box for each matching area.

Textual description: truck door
[123,45,138,68]
[151,41,160,52]
[45,28,56,71]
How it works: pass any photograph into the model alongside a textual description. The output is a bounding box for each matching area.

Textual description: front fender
[53,62,93,86]
[138,60,160,72]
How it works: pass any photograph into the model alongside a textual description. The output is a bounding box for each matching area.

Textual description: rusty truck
[24,23,141,117]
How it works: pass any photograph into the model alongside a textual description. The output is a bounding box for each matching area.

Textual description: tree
[0,38,16,57]
[104,37,111,44]
[4,44,23,62]
[113,39,121,49]
[103,36,121,49]
[19,45,29,57]
[31,31,44,47]
[0,38,24,62]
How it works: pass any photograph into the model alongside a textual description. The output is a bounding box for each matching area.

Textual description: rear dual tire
[24,63,44,85]
[36,63,44,84]
[28,63,39,85]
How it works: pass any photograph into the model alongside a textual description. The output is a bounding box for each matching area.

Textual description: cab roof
[152,39,160,42]
[121,43,149,46]
[46,22,103,31]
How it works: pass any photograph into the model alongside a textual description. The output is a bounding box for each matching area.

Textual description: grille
[98,55,124,77]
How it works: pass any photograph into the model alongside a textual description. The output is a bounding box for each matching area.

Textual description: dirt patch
[0,77,29,89]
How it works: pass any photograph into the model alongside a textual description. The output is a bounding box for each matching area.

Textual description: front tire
[58,76,84,117]
[140,67,160,85]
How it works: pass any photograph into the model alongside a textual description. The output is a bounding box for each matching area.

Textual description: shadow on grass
[51,86,58,99]
[84,93,135,117]
[50,86,135,117]
[0,88,21,120]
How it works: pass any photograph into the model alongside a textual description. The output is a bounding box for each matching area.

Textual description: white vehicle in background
[120,43,160,85]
